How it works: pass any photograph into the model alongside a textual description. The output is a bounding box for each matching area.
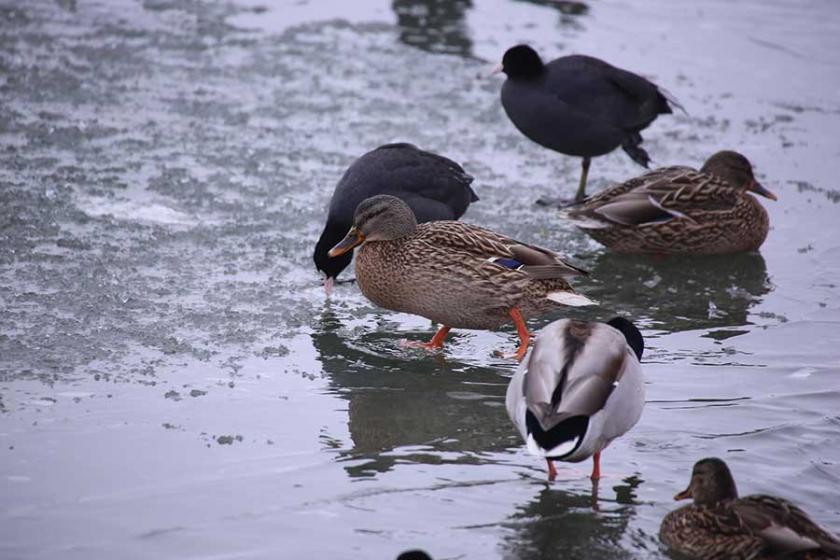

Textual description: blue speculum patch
[492,257,523,270]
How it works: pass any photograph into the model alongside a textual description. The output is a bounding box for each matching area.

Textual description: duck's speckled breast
[354,241,408,311]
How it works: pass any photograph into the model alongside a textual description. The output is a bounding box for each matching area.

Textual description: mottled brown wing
[735,496,840,553]
[416,221,587,279]
[660,505,764,560]
[574,168,746,227]
[403,231,572,313]
[569,166,697,225]
[417,220,515,254]
[586,191,675,226]
[656,175,744,213]
[577,165,694,207]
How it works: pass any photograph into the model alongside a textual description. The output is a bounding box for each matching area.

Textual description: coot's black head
[396,551,432,560]
[501,44,544,80]
[607,316,643,361]
[675,457,738,506]
[314,223,353,282]
[701,150,776,200]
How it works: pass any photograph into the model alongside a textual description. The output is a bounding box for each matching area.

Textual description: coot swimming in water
[313,143,478,293]
[495,45,679,204]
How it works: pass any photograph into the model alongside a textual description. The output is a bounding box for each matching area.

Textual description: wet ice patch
[6,475,31,483]
[56,391,94,399]
[446,391,490,401]
[789,367,816,379]
[76,195,194,226]
[229,0,391,34]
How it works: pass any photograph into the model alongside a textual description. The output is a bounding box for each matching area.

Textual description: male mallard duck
[328,195,594,361]
[492,44,677,203]
[314,143,478,294]
[505,317,644,480]
[567,151,777,254]
[660,458,840,560]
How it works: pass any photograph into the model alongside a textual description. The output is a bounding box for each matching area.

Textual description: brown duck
[660,458,840,560]
[567,151,777,254]
[328,195,594,360]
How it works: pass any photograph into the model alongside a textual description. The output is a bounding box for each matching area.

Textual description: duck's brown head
[701,151,776,200]
[675,457,739,506]
[328,195,418,257]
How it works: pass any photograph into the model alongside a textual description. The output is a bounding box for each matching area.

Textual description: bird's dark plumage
[396,551,432,560]
[313,143,478,281]
[498,45,677,202]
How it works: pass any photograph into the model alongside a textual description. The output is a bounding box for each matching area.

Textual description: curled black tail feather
[660,86,687,116]
[525,410,588,457]
[607,316,644,360]
[622,132,651,168]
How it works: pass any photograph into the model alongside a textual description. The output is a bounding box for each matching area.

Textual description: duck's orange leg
[404,325,451,350]
[508,308,531,362]
[425,325,451,349]
[546,458,557,481]
[590,451,601,481]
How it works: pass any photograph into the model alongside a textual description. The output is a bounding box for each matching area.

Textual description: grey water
[1,0,839,558]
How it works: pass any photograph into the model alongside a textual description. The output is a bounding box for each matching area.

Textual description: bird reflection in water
[311,306,516,478]
[392,0,590,59]
[501,476,644,560]
[512,0,589,29]
[392,0,473,58]
[578,252,771,334]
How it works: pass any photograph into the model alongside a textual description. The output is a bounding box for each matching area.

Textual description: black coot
[313,143,478,292]
[496,45,678,204]
[396,551,432,560]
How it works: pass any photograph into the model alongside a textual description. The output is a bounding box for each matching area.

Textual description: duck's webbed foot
[402,325,451,351]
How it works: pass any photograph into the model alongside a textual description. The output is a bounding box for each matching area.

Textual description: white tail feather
[647,195,696,223]
[560,208,612,229]
[566,215,613,229]
[546,291,597,307]
[526,433,580,458]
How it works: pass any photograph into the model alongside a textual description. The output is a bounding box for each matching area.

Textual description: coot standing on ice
[494,45,679,205]
[313,143,478,293]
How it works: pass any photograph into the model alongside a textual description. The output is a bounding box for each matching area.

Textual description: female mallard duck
[314,143,478,294]
[505,317,644,480]
[328,195,594,361]
[567,151,777,254]
[660,458,840,560]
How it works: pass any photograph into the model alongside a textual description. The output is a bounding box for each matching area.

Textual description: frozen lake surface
[1,0,839,558]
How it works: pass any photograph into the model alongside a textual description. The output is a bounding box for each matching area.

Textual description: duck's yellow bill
[328,227,365,257]
[673,487,692,501]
